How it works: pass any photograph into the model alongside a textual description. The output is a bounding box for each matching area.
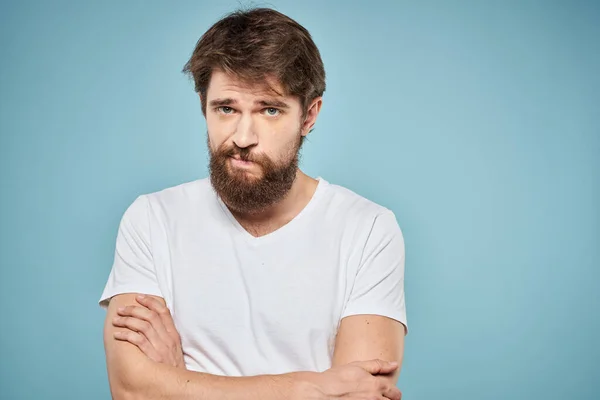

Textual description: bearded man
[100,7,407,400]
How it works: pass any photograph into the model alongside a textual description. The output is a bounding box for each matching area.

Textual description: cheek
[266,135,301,163]
[271,115,301,132]
[206,113,224,132]
[206,116,232,146]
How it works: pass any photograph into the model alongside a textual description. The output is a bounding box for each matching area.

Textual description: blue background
[1,1,598,399]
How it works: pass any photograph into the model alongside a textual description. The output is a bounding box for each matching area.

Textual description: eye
[217,106,235,114]
[264,107,280,116]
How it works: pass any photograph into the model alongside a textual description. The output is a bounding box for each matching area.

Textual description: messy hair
[182,8,326,117]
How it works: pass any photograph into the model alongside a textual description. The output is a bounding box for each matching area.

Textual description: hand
[297,359,402,400]
[112,294,185,369]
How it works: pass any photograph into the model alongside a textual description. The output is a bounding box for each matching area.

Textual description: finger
[136,295,179,337]
[117,305,154,320]
[135,296,177,350]
[117,305,170,342]
[381,382,402,400]
[353,359,398,375]
[113,316,162,346]
[114,330,161,362]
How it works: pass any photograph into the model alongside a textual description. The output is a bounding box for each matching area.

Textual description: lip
[229,156,255,168]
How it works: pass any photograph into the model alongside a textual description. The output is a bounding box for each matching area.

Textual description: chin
[228,168,263,183]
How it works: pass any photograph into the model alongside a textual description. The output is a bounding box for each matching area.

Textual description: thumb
[353,359,398,375]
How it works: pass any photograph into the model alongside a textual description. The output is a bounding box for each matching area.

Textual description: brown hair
[182,8,326,117]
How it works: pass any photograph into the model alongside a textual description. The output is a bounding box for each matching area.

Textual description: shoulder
[317,178,405,262]
[122,178,213,223]
[317,178,403,241]
[139,178,214,217]
[143,178,212,206]
[320,179,395,222]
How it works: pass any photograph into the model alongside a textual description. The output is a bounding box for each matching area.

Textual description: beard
[208,134,303,214]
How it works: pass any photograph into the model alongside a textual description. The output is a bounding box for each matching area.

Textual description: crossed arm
[104,293,406,400]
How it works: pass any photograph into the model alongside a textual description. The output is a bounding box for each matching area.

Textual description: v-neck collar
[214,177,327,245]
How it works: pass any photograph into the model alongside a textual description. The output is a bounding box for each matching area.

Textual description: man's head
[182,8,326,214]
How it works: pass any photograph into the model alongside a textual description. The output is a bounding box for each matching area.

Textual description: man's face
[205,70,306,214]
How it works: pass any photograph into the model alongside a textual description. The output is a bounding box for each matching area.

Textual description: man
[99,7,407,400]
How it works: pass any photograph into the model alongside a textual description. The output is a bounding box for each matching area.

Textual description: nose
[232,113,258,149]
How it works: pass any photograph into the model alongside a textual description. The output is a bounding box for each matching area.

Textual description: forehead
[206,69,290,100]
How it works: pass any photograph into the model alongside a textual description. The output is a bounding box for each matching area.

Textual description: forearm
[105,295,311,400]
[113,360,312,400]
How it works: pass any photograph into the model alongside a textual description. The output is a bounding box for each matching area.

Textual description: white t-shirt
[99,177,407,376]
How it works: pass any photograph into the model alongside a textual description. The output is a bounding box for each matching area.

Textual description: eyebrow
[208,98,290,109]
[256,99,290,109]
[208,98,237,107]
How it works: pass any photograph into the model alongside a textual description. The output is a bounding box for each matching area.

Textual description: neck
[227,170,319,235]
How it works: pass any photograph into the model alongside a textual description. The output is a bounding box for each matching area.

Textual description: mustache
[220,145,262,163]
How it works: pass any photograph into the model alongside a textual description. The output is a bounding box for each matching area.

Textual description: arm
[104,293,300,400]
[106,294,402,400]
[332,315,406,384]
[332,210,408,385]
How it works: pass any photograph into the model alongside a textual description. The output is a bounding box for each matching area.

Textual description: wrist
[286,371,322,400]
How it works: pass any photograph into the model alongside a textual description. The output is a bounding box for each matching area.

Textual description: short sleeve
[342,211,408,332]
[98,195,163,309]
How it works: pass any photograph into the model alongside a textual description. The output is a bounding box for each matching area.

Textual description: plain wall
[0,0,598,399]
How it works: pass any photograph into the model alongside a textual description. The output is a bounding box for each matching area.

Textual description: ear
[301,97,323,136]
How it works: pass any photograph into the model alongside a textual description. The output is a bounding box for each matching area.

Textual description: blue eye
[218,106,234,114]
[265,108,280,116]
